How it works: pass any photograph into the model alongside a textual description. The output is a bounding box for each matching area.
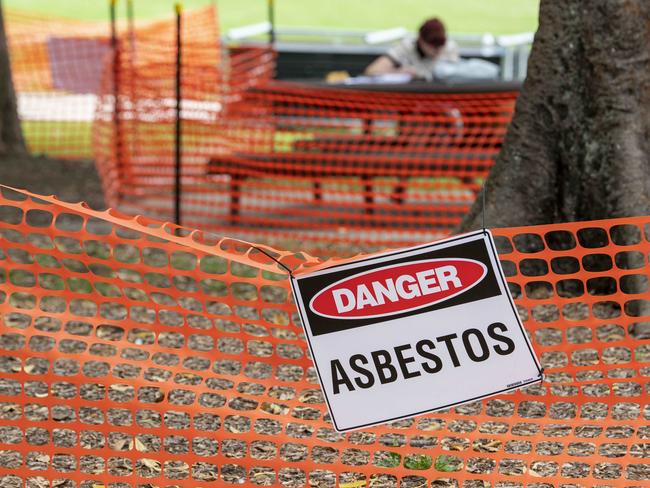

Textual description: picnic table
[209,80,517,223]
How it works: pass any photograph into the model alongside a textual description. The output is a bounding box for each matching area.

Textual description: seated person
[365,18,459,81]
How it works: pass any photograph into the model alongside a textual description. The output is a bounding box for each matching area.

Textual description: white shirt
[386,38,460,81]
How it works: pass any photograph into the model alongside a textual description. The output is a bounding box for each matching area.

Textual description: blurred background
[5,0,539,33]
[0,0,540,248]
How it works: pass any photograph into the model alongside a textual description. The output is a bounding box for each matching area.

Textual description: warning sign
[291,230,542,432]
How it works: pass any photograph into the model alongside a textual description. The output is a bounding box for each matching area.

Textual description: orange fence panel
[5,6,256,162]
[5,10,110,159]
[96,78,516,255]
[93,8,275,219]
[0,185,648,487]
[6,6,511,251]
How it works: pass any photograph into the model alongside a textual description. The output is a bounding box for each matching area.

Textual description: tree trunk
[460,0,650,232]
[0,4,25,156]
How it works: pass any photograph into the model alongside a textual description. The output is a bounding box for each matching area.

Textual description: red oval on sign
[309,258,488,320]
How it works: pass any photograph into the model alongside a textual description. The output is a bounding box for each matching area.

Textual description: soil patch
[0,155,105,209]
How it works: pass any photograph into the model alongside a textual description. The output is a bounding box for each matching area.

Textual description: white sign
[291,230,542,432]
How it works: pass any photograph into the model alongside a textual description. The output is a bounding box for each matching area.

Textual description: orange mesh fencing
[96,78,516,255]
[92,8,275,217]
[5,6,268,162]
[0,185,648,487]
[6,5,511,252]
[5,10,110,159]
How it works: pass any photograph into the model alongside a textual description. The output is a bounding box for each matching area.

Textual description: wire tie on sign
[252,245,295,278]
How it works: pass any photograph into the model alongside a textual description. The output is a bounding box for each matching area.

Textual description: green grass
[5,0,539,34]
[21,120,93,159]
[404,454,433,470]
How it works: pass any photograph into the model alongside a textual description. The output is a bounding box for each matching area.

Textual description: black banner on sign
[296,237,501,337]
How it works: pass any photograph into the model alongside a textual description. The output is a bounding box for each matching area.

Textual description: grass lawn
[21,120,93,159]
[5,0,539,34]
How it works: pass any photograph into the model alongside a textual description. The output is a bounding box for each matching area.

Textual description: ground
[0,155,105,210]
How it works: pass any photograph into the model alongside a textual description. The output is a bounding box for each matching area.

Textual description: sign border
[290,229,543,432]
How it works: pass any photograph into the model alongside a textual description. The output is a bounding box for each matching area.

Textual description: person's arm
[364,55,398,76]
[365,55,419,77]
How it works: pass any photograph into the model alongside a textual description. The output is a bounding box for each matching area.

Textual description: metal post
[268,0,275,45]
[127,0,138,159]
[174,3,183,226]
[501,47,514,81]
[110,0,122,175]
[126,0,134,34]
[517,45,530,80]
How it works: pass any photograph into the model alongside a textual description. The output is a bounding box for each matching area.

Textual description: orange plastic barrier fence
[6,6,511,251]
[5,10,110,159]
[96,79,516,255]
[0,185,648,487]
[5,6,260,162]
[92,9,275,221]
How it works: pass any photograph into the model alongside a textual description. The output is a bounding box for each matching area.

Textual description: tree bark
[460,0,650,232]
[0,4,25,156]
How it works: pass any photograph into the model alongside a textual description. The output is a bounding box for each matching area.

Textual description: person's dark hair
[418,18,446,47]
